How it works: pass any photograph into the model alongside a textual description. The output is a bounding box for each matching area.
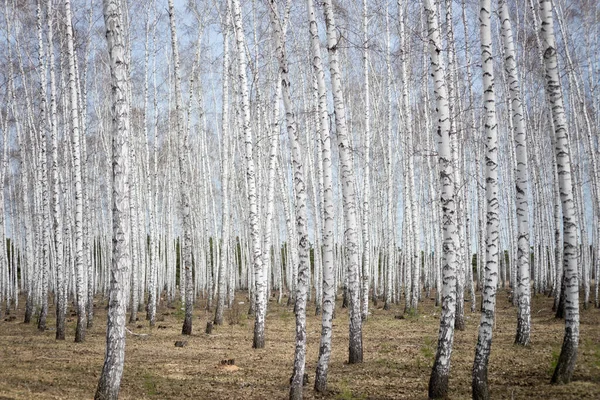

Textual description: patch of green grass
[416,336,435,370]
[549,348,560,375]
[336,380,366,400]
[279,308,292,322]
[405,308,419,319]
[583,339,600,369]
[421,336,435,360]
[143,372,157,396]
[173,300,185,321]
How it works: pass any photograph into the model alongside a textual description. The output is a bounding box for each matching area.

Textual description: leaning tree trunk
[538,0,580,384]
[424,0,459,398]
[472,0,501,398]
[94,0,131,398]
[265,2,311,398]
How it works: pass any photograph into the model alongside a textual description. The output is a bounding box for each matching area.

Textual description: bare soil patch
[0,290,598,399]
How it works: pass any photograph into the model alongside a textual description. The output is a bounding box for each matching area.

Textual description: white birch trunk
[231,0,266,348]
[166,0,194,335]
[266,2,310,397]
[361,0,371,321]
[323,0,363,366]
[539,0,580,384]
[64,0,87,342]
[499,0,531,346]
[308,0,337,392]
[472,1,501,397]
[424,0,459,397]
[215,0,231,327]
[36,0,51,332]
[95,0,130,397]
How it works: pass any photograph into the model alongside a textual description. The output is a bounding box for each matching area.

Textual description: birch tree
[538,0,580,384]
[361,0,371,321]
[472,0,501,397]
[265,1,311,397]
[214,0,231,327]
[424,0,459,397]
[36,0,50,332]
[165,0,195,336]
[231,0,266,348]
[64,0,87,343]
[498,0,531,346]
[308,0,337,392]
[323,0,363,366]
[94,0,131,397]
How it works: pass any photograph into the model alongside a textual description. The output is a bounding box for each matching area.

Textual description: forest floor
[0,288,599,400]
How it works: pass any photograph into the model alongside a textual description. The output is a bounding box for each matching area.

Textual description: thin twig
[126,327,149,337]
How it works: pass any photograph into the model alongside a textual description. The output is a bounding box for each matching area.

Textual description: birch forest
[0,0,599,399]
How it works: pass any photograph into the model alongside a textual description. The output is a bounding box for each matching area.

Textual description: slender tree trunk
[322,0,363,366]
[215,0,232,327]
[361,0,371,321]
[165,0,194,336]
[146,7,159,326]
[231,0,266,349]
[499,0,531,346]
[64,0,87,343]
[36,0,51,332]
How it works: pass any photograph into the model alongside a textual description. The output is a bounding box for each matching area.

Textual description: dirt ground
[0,289,599,400]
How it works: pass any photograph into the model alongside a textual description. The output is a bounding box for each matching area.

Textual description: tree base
[428,368,449,399]
[472,365,489,400]
[75,315,86,343]
[253,330,265,349]
[551,327,578,384]
[181,317,192,335]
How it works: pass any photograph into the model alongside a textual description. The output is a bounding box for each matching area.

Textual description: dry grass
[0,289,599,399]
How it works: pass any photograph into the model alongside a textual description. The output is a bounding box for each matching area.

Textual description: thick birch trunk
[472,1,501,398]
[95,0,130,397]
[424,0,459,397]
[539,0,580,384]
[308,0,336,392]
[266,2,310,397]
